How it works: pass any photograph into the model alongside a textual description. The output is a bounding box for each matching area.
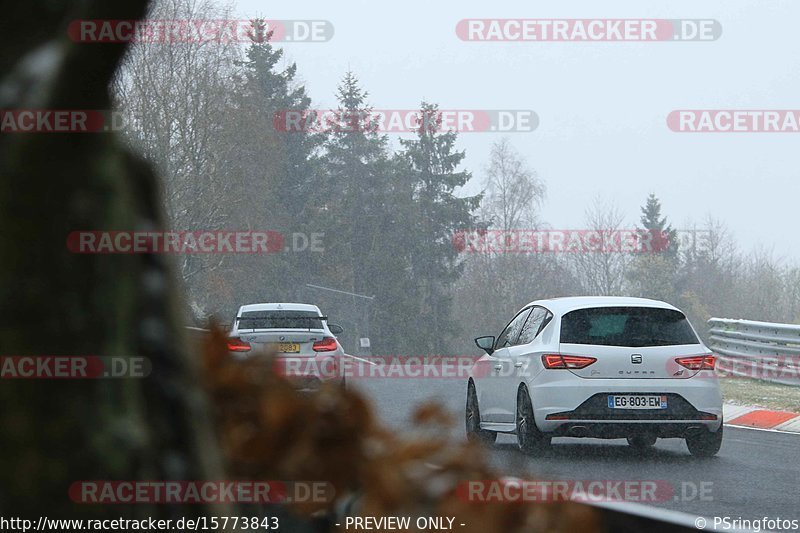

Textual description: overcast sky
[235,0,799,260]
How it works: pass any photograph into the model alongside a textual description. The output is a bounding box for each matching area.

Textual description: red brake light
[542,353,597,369]
[313,337,338,352]
[676,354,716,370]
[227,337,251,352]
[543,354,564,368]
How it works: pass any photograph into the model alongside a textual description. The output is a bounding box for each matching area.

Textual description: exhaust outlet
[568,425,589,437]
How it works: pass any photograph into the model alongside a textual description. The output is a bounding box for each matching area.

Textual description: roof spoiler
[235,315,328,321]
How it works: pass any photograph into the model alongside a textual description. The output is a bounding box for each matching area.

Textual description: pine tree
[238,22,322,216]
[319,72,415,353]
[398,102,481,353]
[628,194,680,301]
[639,193,678,257]
[220,21,325,304]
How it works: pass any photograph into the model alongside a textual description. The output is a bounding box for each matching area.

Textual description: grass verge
[721,377,800,413]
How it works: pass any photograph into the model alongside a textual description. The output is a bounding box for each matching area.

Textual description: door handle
[493,364,503,371]
[514,362,524,368]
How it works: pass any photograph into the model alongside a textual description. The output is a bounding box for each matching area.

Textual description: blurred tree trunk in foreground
[0,0,226,517]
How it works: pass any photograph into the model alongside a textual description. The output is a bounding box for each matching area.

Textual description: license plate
[276,343,300,353]
[608,395,667,409]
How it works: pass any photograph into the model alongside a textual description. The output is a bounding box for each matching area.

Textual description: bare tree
[481,137,545,230]
[451,251,579,352]
[782,266,800,323]
[570,197,630,296]
[114,0,244,293]
[677,216,741,326]
[451,140,568,350]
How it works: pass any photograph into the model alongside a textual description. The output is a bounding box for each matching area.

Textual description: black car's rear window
[560,306,699,347]
[236,310,324,330]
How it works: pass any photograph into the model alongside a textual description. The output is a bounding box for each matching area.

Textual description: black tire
[627,434,657,449]
[516,386,550,454]
[686,425,723,458]
[466,382,497,444]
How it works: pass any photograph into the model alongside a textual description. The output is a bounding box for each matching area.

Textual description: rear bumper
[530,373,722,434]
[547,422,718,439]
[287,374,336,392]
[229,352,344,383]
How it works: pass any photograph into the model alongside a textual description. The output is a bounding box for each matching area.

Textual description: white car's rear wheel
[516,386,550,454]
[686,425,723,458]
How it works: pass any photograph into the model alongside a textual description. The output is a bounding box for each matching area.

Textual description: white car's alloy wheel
[466,383,497,444]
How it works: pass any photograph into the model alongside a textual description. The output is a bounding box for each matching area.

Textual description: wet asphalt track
[349,375,800,525]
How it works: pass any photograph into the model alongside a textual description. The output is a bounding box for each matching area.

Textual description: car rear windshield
[236,310,324,330]
[560,307,699,347]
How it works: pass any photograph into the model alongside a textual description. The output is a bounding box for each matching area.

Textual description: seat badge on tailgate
[631,353,643,364]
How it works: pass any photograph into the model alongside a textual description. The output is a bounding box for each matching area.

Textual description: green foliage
[313,80,482,353]
[397,102,482,353]
[640,192,678,259]
[628,194,680,301]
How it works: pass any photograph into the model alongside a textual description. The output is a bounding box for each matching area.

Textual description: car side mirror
[329,323,344,335]
[474,335,495,355]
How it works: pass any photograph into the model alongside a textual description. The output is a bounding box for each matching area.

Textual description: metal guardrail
[707,317,800,386]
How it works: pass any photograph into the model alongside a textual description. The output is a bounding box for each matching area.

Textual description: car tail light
[542,353,597,369]
[676,354,716,370]
[312,337,338,352]
[227,337,251,352]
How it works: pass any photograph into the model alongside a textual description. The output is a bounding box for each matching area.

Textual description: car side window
[495,307,532,349]
[539,310,554,335]
[518,306,549,345]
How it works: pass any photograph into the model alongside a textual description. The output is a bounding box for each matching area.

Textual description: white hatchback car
[227,302,347,390]
[466,297,723,457]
